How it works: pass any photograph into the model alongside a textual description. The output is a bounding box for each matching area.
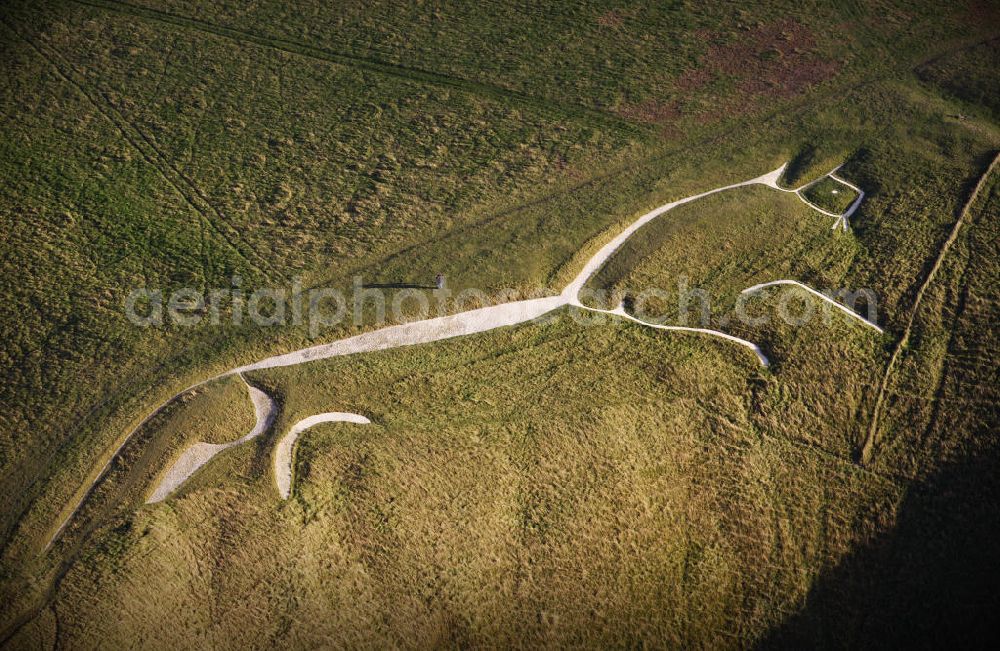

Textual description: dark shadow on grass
[782,143,817,186]
[758,445,1000,649]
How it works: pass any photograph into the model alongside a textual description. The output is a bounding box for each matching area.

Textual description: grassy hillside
[10,88,998,649]
[0,0,640,576]
[800,176,858,213]
[0,0,998,646]
[20,310,898,648]
[112,0,978,118]
[584,83,999,334]
[581,186,846,316]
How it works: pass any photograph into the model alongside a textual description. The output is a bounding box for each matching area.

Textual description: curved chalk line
[273,413,371,499]
[580,305,770,367]
[51,160,869,544]
[741,279,883,333]
[781,164,865,232]
[146,375,277,503]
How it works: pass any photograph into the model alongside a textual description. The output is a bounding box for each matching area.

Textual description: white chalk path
[581,305,770,367]
[235,296,567,374]
[741,280,884,333]
[782,164,865,232]
[143,166,784,502]
[560,164,788,301]
[51,161,861,545]
[273,413,371,499]
[233,165,789,375]
[828,170,865,230]
[145,376,277,503]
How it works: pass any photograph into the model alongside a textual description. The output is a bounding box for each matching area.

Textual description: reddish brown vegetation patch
[965,0,1000,26]
[736,59,840,97]
[597,9,625,29]
[685,19,840,122]
[676,67,714,92]
[615,98,682,139]
[619,19,839,130]
[704,18,836,91]
[616,98,681,124]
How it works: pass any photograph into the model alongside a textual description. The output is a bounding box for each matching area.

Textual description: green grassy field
[580,186,847,316]
[800,176,859,213]
[1,0,998,647]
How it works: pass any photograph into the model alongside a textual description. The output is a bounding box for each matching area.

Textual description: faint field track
[71,0,645,136]
[0,16,273,276]
[860,151,999,466]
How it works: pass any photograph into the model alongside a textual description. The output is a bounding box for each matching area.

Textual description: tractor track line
[2,17,272,276]
[70,0,645,137]
[860,151,999,466]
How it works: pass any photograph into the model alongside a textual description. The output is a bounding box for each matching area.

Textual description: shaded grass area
[152,375,255,448]
[0,373,259,644]
[916,37,1000,122]
[872,166,1000,479]
[760,159,1000,650]
[762,449,1000,648]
